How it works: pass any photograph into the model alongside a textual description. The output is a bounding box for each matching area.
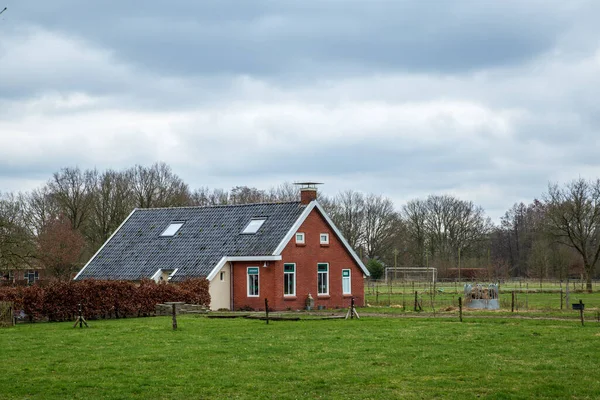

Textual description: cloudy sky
[1,1,599,221]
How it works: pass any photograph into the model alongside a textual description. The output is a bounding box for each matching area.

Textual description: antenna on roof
[293,181,323,190]
[294,182,323,204]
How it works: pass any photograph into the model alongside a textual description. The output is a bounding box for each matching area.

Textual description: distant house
[74,185,369,311]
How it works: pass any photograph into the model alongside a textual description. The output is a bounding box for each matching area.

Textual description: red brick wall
[232,207,365,311]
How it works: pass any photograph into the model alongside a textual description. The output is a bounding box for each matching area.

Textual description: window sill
[320,243,330,247]
[317,295,330,299]
[295,243,306,247]
[283,296,297,301]
[343,294,353,298]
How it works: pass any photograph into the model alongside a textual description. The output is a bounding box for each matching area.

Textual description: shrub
[0,278,211,322]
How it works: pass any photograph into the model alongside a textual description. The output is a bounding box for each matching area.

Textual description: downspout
[229,261,234,311]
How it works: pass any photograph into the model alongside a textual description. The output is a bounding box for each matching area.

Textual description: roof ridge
[135,201,303,211]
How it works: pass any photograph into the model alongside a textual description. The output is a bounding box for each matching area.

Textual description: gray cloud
[1,0,600,221]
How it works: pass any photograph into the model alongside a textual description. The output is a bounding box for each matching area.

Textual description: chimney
[295,182,322,205]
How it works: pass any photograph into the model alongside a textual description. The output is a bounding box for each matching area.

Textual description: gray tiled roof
[76,202,306,281]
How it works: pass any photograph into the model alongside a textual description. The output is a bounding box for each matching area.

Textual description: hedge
[0,279,210,322]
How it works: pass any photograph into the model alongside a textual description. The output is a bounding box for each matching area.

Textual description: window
[342,269,351,294]
[8,270,14,282]
[295,232,305,244]
[247,267,259,297]
[317,263,329,295]
[220,271,225,281]
[242,218,266,234]
[320,233,329,245]
[160,222,184,237]
[25,270,39,285]
[284,264,296,296]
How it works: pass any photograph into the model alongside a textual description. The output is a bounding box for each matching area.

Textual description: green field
[1,316,600,399]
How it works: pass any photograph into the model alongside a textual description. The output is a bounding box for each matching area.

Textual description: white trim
[295,232,305,244]
[206,255,282,281]
[317,262,329,295]
[320,233,329,245]
[342,269,352,295]
[272,202,315,254]
[272,201,370,277]
[283,263,296,296]
[150,269,163,282]
[247,266,260,297]
[74,208,138,280]
[168,268,178,281]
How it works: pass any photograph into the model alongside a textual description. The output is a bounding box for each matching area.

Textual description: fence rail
[365,279,599,311]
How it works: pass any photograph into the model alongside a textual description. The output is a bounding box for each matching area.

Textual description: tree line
[1,162,599,289]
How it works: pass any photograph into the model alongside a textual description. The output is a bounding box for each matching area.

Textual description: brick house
[74,186,369,310]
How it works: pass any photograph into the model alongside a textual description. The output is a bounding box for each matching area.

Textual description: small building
[74,185,369,310]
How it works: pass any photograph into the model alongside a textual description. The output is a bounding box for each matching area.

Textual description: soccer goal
[384,267,437,284]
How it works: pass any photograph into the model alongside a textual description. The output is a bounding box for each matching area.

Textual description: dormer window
[160,222,184,237]
[242,218,266,234]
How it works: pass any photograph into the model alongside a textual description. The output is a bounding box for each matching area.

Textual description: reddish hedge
[0,279,210,322]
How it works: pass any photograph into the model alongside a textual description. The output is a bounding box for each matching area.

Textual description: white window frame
[295,232,305,245]
[25,270,39,285]
[342,269,352,295]
[160,222,184,237]
[320,233,329,245]
[283,263,296,296]
[242,218,266,234]
[247,267,259,297]
[317,263,329,295]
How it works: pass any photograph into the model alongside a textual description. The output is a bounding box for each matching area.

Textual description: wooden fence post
[414,291,418,312]
[458,297,463,323]
[579,300,584,327]
[511,291,515,313]
[265,298,269,325]
[172,304,177,330]
[560,289,563,310]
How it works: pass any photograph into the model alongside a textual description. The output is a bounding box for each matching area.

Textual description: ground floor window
[247,267,259,297]
[317,263,329,295]
[342,269,351,294]
[284,263,295,296]
[25,270,39,285]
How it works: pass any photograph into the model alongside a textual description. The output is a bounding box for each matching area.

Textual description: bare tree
[48,167,94,230]
[544,178,600,291]
[402,199,428,267]
[87,169,135,248]
[0,192,35,272]
[230,186,266,204]
[329,190,366,250]
[130,162,191,208]
[363,194,399,259]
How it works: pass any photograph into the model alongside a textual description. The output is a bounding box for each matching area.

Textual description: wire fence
[365,279,600,312]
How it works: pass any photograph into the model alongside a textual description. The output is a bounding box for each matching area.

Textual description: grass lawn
[1,316,600,399]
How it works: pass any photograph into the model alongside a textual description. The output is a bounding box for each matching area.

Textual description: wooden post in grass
[265,298,269,325]
[72,304,88,329]
[414,291,418,311]
[566,280,570,309]
[172,304,177,330]
[579,300,584,327]
[560,289,563,310]
[458,297,463,322]
[511,291,515,313]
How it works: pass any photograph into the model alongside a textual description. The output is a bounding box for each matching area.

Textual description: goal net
[384,267,437,283]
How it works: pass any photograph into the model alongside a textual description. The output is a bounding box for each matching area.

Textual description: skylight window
[160,222,184,237]
[242,218,266,234]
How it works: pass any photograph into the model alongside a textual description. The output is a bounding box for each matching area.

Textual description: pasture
[1,315,599,399]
